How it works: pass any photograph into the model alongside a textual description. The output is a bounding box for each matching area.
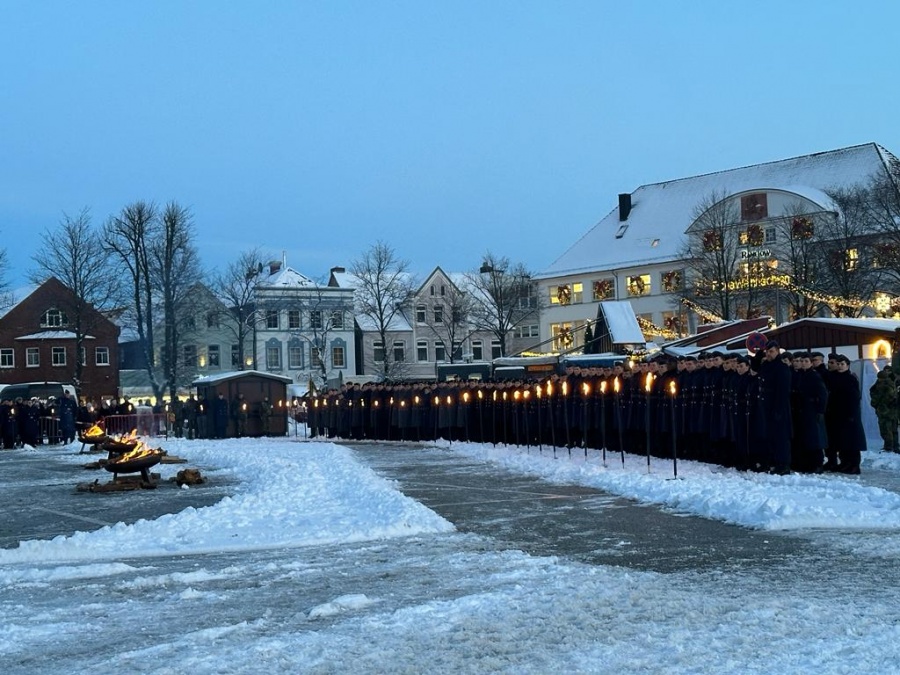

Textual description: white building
[536,142,900,348]
[252,261,356,386]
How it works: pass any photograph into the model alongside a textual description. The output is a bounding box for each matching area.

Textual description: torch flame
[644,372,654,393]
[669,380,677,396]
[601,381,607,394]
[614,377,620,394]
[582,382,590,396]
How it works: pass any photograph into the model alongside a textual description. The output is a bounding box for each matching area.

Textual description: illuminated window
[550,283,583,305]
[847,248,859,271]
[550,323,575,350]
[627,274,651,297]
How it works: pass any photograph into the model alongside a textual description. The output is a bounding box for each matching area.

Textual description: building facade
[537,142,900,347]
[0,277,120,401]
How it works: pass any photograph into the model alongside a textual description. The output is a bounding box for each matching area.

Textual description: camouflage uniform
[869,370,898,452]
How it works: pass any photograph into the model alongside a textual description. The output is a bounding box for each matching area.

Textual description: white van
[0,382,77,401]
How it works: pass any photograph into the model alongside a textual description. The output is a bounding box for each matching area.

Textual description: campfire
[103,429,140,453]
[104,438,165,482]
[78,422,109,448]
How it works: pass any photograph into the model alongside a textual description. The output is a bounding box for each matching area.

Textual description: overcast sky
[2,1,899,289]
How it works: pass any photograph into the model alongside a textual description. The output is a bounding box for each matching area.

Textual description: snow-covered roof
[193,370,293,385]
[354,313,413,332]
[15,331,95,340]
[257,266,317,289]
[599,301,644,345]
[330,271,358,289]
[539,143,898,279]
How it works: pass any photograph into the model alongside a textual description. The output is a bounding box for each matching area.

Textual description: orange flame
[109,440,163,464]
[614,377,620,394]
[644,372,655,393]
[84,423,105,438]
[669,380,677,396]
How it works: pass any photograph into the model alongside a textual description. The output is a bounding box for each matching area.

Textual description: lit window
[847,248,859,271]
[627,274,651,297]
[592,279,614,301]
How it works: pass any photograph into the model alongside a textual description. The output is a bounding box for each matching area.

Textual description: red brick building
[0,278,120,402]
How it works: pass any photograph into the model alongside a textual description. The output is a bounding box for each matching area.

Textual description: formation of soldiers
[308,343,868,475]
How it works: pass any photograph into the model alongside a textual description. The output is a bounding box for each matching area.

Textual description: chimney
[330,266,346,274]
[618,193,632,221]
[268,260,282,275]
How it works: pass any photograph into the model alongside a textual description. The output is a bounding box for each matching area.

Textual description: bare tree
[349,242,416,381]
[103,201,160,393]
[464,252,539,358]
[677,190,743,321]
[29,208,115,395]
[152,202,202,400]
[212,247,271,371]
[816,186,883,317]
[0,239,10,311]
[773,204,827,319]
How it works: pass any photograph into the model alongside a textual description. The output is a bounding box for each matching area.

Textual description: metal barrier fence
[39,417,62,445]
[103,413,171,438]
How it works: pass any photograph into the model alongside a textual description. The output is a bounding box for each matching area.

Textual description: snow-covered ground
[2,437,900,674]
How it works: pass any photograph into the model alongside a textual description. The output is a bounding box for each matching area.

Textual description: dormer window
[41,308,68,328]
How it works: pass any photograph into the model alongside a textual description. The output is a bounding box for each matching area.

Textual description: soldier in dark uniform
[754,340,793,475]
[827,355,867,474]
[213,393,230,438]
[791,353,829,473]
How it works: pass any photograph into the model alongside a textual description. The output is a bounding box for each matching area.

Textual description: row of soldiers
[307,345,866,475]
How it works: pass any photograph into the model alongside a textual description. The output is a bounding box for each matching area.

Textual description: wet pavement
[347,443,815,573]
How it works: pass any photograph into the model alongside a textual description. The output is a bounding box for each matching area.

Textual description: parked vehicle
[0,381,77,401]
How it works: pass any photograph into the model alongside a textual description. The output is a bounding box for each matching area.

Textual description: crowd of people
[0,343,881,476]
[308,341,871,475]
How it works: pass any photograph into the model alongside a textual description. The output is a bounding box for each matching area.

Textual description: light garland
[679,297,723,323]
[636,316,680,340]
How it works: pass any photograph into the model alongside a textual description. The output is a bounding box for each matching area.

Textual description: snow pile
[0,439,453,566]
[443,441,900,530]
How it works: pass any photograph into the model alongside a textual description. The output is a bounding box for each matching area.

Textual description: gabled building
[330,265,537,382]
[253,260,357,386]
[537,142,900,348]
[0,277,120,401]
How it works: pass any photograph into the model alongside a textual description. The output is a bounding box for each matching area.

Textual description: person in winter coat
[753,340,793,475]
[826,355,867,474]
[791,353,829,473]
[869,368,898,452]
[213,393,230,439]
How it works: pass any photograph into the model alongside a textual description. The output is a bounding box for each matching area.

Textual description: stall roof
[193,370,293,385]
[599,301,645,345]
[722,317,900,352]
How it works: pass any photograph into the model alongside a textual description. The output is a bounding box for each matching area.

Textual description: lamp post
[614,376,624,467]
